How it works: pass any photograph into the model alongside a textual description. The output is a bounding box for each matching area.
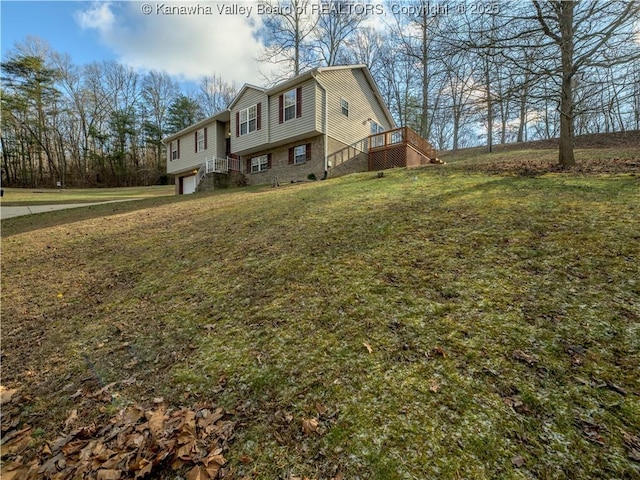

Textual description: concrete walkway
[0,199,137,220]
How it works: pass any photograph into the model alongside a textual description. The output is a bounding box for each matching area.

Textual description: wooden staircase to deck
[368,126,438,171]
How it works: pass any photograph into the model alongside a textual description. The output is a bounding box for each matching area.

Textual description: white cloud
[74,2,272,85]
[75,1,115,32]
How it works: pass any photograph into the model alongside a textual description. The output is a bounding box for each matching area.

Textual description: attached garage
[178,174,198,195]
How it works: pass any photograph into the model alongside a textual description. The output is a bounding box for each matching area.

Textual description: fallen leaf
[623,431,640,461]
[430,346,447,358]
[3,431,33,455]
[512,350,538,366]
[204,449,226,466]
[0,465,25,480]
[134,459,153,479]
[97,469,122,480]
[64,409,78,430]
[147,408,165,438]
[429,379,440,393]
[186,465,209,480]
[0,386,18,405]
[363,342,373,354]
[579,420,606,446]
[302,418,319,435]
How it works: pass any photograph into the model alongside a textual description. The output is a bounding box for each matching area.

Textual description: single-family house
[163,65,436,194]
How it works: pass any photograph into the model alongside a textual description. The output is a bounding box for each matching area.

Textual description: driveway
[0,199,137,220]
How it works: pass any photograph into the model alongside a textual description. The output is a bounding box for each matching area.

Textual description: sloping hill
[440,130,640,175]
[2,161,640,478]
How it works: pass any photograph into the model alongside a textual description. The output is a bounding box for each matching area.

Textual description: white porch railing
[206,157,226,173]
[204,156,243,174]
[227,157,242,172]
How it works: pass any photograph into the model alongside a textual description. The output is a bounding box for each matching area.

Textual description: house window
[196,128,206,152]
[370,121,385,148]
[279,87,301,123]
[284,89,296,121]
[370,121,384,135]
[239,105,257,135]
[171,140,179,160]
[341,98,349,116]
[294,145,307,164]
[251,154,269,173]
[289,143,311,165]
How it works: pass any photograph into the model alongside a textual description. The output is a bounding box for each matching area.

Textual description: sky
[0,0,275,89]
[3,1,638,92]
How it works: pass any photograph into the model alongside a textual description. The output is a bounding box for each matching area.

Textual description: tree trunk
[420,12,429,140]
[485,55,493,153]
[558,1,575,167]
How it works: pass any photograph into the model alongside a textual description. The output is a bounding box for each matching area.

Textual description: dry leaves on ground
[1,400,235,480]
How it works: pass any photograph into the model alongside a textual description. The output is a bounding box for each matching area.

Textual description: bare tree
[257,0,318,82]
[141,71,179,178]
[311,0,366,66]
[532,0,640,166]
[198,73,237,116]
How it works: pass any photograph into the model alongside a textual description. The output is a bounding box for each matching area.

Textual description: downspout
[313,74,329,179]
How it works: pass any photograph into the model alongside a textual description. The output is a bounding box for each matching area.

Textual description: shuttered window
[280,87,302,123]
[195,127,207,152]
[250,154,269,173]
[288,143,312,165]
[237,103,261,136]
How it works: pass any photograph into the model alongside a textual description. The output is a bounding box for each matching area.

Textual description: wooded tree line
[1,40,236,188]
[2,0,639,187]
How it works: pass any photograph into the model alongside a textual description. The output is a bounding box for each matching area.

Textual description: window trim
[236,102,262,137]
[250,154,269,173]
[341,98,349,116]
[284,89,296,122]
[171,140,179,160]
[370,121,385,148]
[279,87,302,123]
[289,143,312,165]
[370,121,384,135]
[238,104,258,136]
[294,145,307,164]
[196,128,206,152]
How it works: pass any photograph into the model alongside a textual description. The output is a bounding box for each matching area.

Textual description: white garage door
[182,175,197,194]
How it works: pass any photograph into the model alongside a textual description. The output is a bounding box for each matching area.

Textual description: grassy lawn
[0,185,175,206]
[440,145,639,167]
[2,164,639,478]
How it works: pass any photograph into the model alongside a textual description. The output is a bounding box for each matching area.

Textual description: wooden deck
[368,127,437,171]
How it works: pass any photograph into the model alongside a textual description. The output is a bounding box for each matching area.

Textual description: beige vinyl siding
[167,121,219,175]
[231,88,268,154]
[316,69,393,151]
[269,79,320,145]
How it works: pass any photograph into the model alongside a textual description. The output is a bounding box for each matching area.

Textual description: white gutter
[312,73,329,176]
